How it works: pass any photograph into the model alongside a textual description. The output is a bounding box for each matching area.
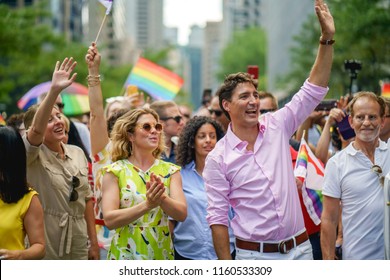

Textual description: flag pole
[95,13,107,44]
[301,130,306,141]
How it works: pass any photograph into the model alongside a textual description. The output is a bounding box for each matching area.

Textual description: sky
[164,0,223,45]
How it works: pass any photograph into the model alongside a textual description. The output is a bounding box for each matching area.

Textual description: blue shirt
[162,141,176,164]
[173,161,235,259]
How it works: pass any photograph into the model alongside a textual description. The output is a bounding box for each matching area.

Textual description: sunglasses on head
[371,164,384,187]
[56,103,65,109]
[160,115,182,123]
[69,176,80,202]
[260,108,276,114]
[208,109,223,117]
[138,122,163,132]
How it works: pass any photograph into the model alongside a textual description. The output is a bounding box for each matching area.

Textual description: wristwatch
[319,38,335,45]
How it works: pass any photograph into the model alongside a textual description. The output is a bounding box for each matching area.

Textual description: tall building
[164,26,178,46]
[221,0,314,95]
[4,0,85,43]
[83,0,165,66]
[122,0,164,57]
[202,21,223,94]
[222,0,262,44]
[51,0,83,42]
[262,0,312,95]
[181,25,204,108]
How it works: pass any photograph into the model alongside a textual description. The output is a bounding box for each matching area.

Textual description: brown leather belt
[236,231,309,254]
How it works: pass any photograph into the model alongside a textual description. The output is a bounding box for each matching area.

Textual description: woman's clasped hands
[145,173,167,209]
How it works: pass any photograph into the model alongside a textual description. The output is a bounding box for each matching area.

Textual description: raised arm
[27,58,77,146]
[315,108,345,164]
[85,43,109,156]
[308,0,335,87]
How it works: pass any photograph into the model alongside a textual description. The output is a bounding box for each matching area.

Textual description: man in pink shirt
[203,0,335,260]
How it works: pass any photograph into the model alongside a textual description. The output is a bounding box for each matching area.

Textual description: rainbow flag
[125,57,184,100]
[294,138,325,225]
[381,81,390,98]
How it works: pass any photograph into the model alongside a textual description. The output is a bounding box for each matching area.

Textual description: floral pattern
[103,159,180,260]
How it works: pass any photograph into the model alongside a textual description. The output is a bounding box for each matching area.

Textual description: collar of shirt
[346,139,388,156]
[226,122,264,151]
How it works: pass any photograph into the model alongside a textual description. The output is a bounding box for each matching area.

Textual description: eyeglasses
[69,176,80,202]
[56,103,65,109]
[137,122,163,133]
[371,165,384,187]
[260,108,276,114]
[160,115,182,123]
[208,109,223,117]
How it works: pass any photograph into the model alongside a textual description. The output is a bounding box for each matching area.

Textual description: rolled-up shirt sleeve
[204,153,230,227]
[23,133,41,165]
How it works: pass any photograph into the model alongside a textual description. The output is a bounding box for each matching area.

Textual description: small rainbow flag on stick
[294,137,325,225]
[381,81,390,98]
[125,57,184,100]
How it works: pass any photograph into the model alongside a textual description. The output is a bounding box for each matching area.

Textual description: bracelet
[87,80,101,87]
[86,75,101,87]
[86,74,101,80]
[319,38,335,45]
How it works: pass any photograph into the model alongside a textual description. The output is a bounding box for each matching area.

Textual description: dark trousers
[309,232,322,260]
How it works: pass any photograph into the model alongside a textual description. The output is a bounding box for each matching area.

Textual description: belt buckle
[278,240,290,254]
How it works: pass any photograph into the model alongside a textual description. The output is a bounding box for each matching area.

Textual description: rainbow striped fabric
[17,81,89,116]
[125,57,184,100]
[381,81,390,98]
[294,138,325,225]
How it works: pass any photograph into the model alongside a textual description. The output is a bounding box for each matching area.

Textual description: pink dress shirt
[204,79,328,242]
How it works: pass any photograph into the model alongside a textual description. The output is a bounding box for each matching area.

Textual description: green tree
[217,27,267,88]
[0,3,186,116]
[280,0,390,98]
[0,3,89,115]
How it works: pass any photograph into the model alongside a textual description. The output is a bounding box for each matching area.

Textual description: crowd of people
[1,0,389,260]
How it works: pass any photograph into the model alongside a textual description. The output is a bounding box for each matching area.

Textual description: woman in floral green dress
[102,108,187,260]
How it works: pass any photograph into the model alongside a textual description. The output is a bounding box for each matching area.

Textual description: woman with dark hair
[0,127,45,259]
[102,108,187,260]
[172,116,235,259]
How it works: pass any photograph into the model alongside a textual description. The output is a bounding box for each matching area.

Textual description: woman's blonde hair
[62,114,70,134]
[110,108,165,162]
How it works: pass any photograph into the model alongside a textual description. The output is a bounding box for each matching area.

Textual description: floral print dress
[103,159,180,260]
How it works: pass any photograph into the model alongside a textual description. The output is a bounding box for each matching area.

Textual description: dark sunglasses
[69,176,80,202]
[371,165,384,187]
[138,122,163,132]
[160,115,182,123]
[208,109,223,117]
[56,103,65,109]
[260,108,276,114]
